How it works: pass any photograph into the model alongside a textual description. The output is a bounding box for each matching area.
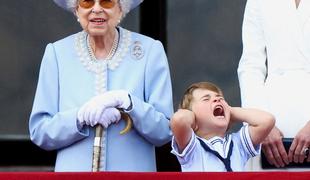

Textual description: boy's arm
[230,106,275,146]
[170,109,196,152]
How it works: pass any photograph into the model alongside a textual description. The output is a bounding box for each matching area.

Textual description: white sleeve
[239,125,261,158]
[171,130,197,165]
[237,0,269,111]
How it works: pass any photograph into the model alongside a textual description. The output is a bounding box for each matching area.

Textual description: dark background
[0,0,246,171]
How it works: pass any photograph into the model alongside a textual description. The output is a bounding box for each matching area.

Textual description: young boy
[170,82,275,171]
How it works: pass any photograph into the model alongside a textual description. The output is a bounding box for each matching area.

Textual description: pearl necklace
[75,27,131,74]
[86,29,119,61]
[75,27,131,94]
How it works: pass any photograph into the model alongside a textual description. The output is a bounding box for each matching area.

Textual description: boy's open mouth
[213,105,224,117]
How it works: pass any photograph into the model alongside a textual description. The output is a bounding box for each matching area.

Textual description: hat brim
[53,0,71,11]
[53,0,144,12]
[130,0,144,11]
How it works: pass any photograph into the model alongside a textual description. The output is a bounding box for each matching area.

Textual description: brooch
[131,41,144,60]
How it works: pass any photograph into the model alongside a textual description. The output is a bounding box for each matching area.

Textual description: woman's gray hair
[66,0,136,18]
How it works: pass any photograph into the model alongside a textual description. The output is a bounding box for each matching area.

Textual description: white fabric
[77,90,130,125]
[77,107,121,128]
[238,0,310,171]
[171,125,260,172]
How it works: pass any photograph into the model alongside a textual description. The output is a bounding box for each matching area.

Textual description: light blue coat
[29,27,173,172]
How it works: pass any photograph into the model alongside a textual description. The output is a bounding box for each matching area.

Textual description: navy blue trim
[210,139,222,145]
[223,136,230,157]
[242,127,256,157]
[197,138,234,172]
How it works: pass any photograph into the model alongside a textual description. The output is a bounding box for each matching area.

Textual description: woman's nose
[92,1,104,13]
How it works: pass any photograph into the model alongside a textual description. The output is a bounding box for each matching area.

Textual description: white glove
[83,90,131,111]
[77,107,121,128]
[99,90,132,110]
[77,90,131,128]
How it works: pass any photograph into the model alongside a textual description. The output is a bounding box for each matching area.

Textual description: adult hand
[100,90,131,110]
[288,121,310,163]
[78,90,131,124]
[261,126,289,167]
[77,107,121,128]
[96,107,121,128]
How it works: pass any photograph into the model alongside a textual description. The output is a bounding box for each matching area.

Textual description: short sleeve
[171,130,197,165]
[239,125,261,158]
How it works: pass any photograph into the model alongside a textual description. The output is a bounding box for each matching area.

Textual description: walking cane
[92,110,133,172]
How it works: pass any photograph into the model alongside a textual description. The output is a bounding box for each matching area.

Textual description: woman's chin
[87,28,108,36]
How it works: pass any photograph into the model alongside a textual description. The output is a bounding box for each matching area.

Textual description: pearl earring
[77,18,80,22]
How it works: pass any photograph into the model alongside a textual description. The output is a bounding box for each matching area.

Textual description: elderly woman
[29,0,173,172]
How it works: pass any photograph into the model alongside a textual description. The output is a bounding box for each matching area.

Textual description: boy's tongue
[213,107,224,117]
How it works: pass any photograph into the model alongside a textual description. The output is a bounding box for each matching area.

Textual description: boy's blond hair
[180,82,224,110]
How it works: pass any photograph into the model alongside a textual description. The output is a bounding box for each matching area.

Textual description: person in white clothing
[238,0,310,170]
[170,82,275,171]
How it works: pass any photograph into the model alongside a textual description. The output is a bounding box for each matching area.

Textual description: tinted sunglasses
[78,0,116,9]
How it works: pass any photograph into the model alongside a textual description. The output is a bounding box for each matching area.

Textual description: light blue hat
[53,0,143,14]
